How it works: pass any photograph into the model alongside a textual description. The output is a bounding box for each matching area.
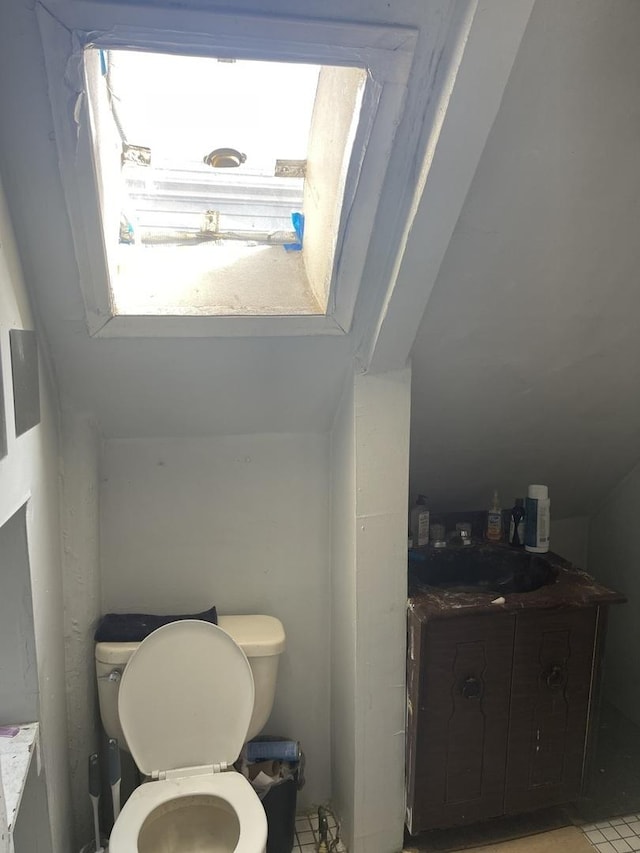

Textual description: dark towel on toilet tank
[94,605,218,642]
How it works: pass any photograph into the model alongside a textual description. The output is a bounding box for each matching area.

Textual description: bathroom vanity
[405,545,625,834]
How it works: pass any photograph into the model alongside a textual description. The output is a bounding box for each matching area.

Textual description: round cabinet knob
[545,665,565,690]
[461,676,482,700]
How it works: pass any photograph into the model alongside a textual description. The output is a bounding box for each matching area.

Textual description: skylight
[39,7,417,337]
[84,47,366,317]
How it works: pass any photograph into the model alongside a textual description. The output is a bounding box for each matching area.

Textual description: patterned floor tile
[583,814,640,853]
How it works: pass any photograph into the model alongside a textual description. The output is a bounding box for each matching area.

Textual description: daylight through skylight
[108,51,320,173]
[83,46,367,317]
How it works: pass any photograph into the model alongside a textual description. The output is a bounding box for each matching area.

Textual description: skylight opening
[83,47,366,318]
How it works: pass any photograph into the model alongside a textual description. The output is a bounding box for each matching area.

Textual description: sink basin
[409,545,558,594]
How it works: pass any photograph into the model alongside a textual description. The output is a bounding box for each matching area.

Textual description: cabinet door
[504,608,597,813]
[406,612,515,833]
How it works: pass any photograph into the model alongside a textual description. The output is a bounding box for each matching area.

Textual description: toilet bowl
[110,773,266,853]
[108,620,269,853]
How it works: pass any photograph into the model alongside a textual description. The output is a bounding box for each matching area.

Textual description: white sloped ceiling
[410,0,640,518]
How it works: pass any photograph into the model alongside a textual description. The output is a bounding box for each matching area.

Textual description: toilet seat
[110,621,265,853]
[109,770,267,853]
[118,620,255,775]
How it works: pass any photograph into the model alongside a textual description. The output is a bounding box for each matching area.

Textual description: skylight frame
[84,49,367,319]
[37,6,418,338]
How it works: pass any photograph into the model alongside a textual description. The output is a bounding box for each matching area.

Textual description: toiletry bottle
[456,521,472,546]
[525,485,550,553]
[410,495,430,548]
[430,522,446,548]
[486,490,503,541]
[509,498,525,547]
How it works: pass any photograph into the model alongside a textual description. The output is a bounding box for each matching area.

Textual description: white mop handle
[111,781,121,821]
[90,794,101,848]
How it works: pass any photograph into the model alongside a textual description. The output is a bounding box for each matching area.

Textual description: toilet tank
[95,614,285,751]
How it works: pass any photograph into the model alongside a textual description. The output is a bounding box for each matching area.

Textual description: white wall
[0,175,71,853]
[330,365,411,853]
[0,507,38,723]
[550,516,589,569]
[100,433,331,806]
[588,461,640,726]
[410,0,640,519]
[0,765,7,853]
[330,375,357,844]
[60,411,101,847]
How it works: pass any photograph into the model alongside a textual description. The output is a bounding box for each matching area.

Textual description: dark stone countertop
[408,542,626,621]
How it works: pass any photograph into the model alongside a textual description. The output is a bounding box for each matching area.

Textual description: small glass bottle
[456,521,473,546]
[430,523,446,548]
[486,490,503,542]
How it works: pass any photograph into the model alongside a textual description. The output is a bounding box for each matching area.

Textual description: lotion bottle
[410,495,430,548]
[525,484,550,553]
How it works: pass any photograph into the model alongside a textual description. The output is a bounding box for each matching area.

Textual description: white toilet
[95,616,286,853]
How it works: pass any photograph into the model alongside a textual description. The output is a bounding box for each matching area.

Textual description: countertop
[408,543,626,620]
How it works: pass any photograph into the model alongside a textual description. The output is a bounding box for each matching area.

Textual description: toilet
[96,616,286,853]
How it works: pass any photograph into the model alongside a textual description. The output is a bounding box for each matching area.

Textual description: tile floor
[295,809,346,853]
[293,812,640,853]
[582,816,640,853]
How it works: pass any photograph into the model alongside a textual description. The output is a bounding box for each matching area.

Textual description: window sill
[92,312,346,338]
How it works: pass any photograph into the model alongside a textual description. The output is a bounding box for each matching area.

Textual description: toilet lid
[118,620,254,775]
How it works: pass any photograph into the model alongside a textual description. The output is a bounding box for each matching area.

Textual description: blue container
[245,739,300,763]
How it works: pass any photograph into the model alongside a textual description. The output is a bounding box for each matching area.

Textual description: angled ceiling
[0,0,634,516]
[410,0,640,518]
[0,0,536,438]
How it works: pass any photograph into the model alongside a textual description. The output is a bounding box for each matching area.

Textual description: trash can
[238,737,305,853]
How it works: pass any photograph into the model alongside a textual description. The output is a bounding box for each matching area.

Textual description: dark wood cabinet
[406,604,607,834]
